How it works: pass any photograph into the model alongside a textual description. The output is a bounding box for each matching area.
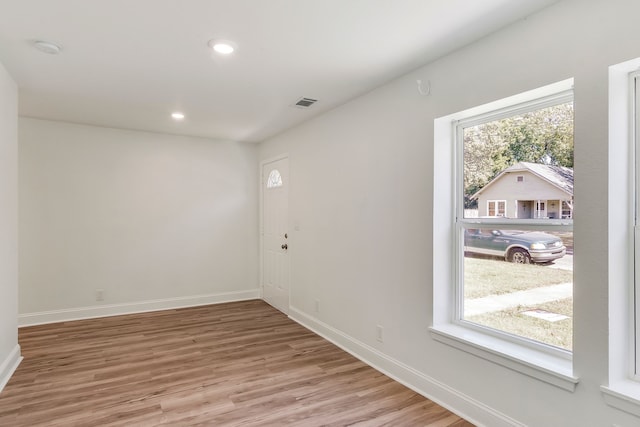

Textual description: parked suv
[464,229,566,264]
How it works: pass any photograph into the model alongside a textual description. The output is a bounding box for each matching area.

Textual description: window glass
[463,227,573,351]
[462,102,574,219]
[459,100,574,351]
[267,169,283,189]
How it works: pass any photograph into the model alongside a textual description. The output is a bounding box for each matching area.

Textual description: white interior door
[262,157,289,314]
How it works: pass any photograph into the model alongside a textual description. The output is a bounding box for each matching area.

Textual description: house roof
[472,162,573,199]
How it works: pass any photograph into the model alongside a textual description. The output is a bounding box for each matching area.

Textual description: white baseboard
[289,307,524,427]
[19,289,261,327]
[0,344,22,393]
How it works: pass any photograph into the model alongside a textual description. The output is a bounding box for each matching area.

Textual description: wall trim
[19,289,261,327]
[289,306,524,427]
[0,344,22,393]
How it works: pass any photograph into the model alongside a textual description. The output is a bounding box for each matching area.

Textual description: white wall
[19,119,259,323]
[259,0,640,425]
[0,61,20,391]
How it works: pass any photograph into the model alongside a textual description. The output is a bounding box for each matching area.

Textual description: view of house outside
[461,102,574,351]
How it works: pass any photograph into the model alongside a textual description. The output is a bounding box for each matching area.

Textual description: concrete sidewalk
[464,282,572,316]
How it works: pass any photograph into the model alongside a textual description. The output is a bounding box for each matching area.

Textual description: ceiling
[0,0,558,143]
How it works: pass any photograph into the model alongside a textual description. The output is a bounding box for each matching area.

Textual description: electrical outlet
[376,325,384,342]
[96,289,104,301]
[314,299,320,313]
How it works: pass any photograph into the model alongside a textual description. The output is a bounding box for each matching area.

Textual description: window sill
[602,382,640,417]
[430,324,579,392]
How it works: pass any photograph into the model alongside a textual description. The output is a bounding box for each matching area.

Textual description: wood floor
[0,300,474,426]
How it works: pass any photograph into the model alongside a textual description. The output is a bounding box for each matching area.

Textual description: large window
[602,56,640,415]
[457,91,574,353]
[432,79,577,390]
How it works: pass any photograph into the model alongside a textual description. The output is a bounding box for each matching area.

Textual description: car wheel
[509,248,531,264]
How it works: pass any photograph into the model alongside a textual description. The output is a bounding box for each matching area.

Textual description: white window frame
[487,200,506,217]
[634,72,640,380]
[602,59,640,415]
[454,92,572,351]
[431,78,579,392]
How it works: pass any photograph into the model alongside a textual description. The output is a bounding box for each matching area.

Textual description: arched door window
[266,169,283,189]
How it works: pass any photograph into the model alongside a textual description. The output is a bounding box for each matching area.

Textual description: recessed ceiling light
[171,112,185,120]
[33,40,62,55]
[208,39,236,55]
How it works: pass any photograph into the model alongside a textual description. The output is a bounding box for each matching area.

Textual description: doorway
[261,156,290,314]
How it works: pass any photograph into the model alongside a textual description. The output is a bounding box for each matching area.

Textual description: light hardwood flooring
[0,300,474,426]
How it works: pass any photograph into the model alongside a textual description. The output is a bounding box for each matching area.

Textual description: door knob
[281,243,288,250]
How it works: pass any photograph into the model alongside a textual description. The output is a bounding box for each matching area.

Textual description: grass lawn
[464,256,573,299]
[466,298,573,351]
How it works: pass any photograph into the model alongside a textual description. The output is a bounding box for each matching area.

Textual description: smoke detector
[33,40,62,54]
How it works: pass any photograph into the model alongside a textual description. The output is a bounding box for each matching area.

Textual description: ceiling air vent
[293,97,318,108]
